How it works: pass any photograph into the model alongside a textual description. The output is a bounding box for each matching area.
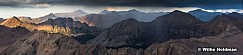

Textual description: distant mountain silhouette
[99,10,111,14]
[30,13,57,24]
[80,9,167,28]
[188,9,221,21]
[55,10,89,20]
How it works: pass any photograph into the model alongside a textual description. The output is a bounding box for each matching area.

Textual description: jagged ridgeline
[0,10,242,55]
[0,17,91,35]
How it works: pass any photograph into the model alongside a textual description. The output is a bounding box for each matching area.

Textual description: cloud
[0,0,242,5]
[0,0,64,3]
[64,0,242,6]
[214,9,243,13]
[0,0,242,9]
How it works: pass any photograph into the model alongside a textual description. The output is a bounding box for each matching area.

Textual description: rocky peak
[0,17,22,28]
[5,16,21,22]
[110,18,139,30]
[163,10,198,19]
[45,13,56,19]
[158,10,191,18]
[154,10,202,25]
[48,13,55,16]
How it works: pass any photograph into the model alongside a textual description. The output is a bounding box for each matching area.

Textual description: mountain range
[80,9,168,28]
[0,17,91,34]
[0,10,242,55]
[55,10,89,20]
[87,10,239,48]
[21,10,89,24]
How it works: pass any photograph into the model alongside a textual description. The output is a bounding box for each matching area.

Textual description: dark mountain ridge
[88,10,240,49]
[80,9,167,28]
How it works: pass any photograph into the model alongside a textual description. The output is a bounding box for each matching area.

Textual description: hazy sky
[0,0,241,7]
[0,5,199,18]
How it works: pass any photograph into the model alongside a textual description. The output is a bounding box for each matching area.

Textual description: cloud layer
[0,0,242,9]
[0,0,242,5]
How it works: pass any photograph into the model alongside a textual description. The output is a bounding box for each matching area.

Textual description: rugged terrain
[0,17,91,34]
[0,10,242,55]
